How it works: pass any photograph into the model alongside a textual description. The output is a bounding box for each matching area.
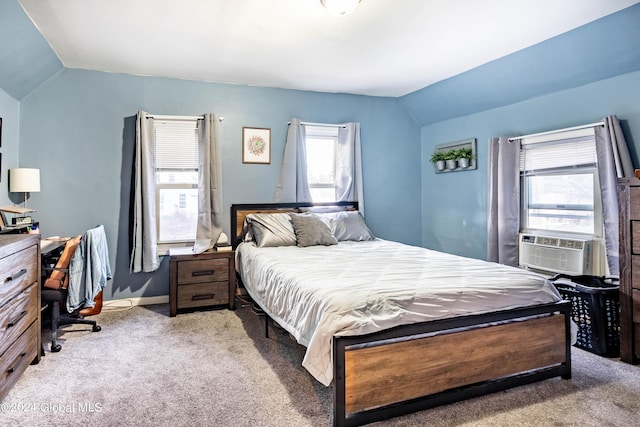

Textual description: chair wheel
[92,325,101,332]
[51,344,62,352]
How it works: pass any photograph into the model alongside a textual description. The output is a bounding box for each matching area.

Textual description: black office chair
[41,226,110,352]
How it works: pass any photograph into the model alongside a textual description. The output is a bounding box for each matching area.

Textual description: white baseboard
[103,295,169,309]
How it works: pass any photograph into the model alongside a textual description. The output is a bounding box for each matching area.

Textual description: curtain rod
[288,120,346,128]
[508,121,604,142]
[146,114,224,122]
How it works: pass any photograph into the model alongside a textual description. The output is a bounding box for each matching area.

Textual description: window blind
[520,136,596,173]
[154,120,198,170]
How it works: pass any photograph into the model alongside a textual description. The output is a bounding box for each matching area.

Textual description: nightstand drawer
[169,248,235,316]
[177,258,229,285]
[177,282,229,309]
[0,283,38,356]
[0,245,37,304]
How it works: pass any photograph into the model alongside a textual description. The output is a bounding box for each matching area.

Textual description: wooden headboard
[230,201,358,248]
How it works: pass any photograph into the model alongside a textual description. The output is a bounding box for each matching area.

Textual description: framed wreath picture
[242,127,271,164]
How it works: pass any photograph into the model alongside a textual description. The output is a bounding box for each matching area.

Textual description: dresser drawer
[634,289,640,323]
[633,256,640,290]
[177,282,229,309]
[633,221,640,254]
[630,187,640,220]
[0,322,38,401]
[177,258,229,285]
[0,245,37,305]
[0,283,38,356]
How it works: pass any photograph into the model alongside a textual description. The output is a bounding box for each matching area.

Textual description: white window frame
[519,127,603,240]
[305,125,339,203]
[153,118,199,250]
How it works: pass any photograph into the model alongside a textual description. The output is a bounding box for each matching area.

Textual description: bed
[231,202,572,427]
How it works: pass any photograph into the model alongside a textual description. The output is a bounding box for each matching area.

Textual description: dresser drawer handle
[192,270,214,277]
[192,293,215,301]
[6,269,27,282]
[7,352,27,375]
[7,310,28,328]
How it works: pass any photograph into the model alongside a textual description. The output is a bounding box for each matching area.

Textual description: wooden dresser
[169,248,235,317]
[618,178,640,364]
[0,234,41,401]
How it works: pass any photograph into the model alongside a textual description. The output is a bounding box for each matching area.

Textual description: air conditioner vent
[536,236,559,247]
[558,239,584,250]
[519,233,597,275]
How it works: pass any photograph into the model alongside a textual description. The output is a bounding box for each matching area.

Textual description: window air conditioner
[518,233,597,276]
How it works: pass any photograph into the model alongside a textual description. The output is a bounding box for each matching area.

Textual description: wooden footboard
[333,302,572,427]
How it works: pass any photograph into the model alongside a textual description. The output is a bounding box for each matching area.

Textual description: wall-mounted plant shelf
[429,138,477,173]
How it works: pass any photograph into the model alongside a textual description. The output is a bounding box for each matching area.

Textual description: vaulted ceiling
[12,0,640,99]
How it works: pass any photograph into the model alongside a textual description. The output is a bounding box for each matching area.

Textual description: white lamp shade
[321,0,361,16]
[9,168,41,193]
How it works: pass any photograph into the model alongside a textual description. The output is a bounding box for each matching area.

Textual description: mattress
[235,239,563,386]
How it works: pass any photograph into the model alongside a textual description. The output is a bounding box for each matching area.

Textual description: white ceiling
[18,0,640,97]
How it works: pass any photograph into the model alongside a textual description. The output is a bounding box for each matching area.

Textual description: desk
[40,239,66,256]
[40,239,67,285]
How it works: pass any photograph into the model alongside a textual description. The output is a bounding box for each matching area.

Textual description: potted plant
[456,147,474,169]
[443,149,458,170]
[429,151,446,171]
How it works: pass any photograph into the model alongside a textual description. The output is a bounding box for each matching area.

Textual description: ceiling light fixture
[321,0,361,16]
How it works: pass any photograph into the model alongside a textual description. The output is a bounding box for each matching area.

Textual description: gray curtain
[273,118,312,202]
[193,114,223,254]
[487,136,521,266]
[274,118,364,210]
[595,115,634,276]
[335,122,365,213]
[130,111,160,273]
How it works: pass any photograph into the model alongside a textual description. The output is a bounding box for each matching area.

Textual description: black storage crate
[551,274,620,357]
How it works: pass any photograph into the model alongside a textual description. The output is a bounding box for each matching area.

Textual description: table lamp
[9,168,40,224]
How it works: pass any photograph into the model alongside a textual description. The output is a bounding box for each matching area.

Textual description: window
[154,119,199,244]
[305,125,339,202]
[520,128,601,237]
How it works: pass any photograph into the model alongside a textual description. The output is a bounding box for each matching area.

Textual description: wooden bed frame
[231,202,572,427]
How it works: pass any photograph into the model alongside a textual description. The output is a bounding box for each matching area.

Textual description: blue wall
[0,87,21,206]
[6,1,640,302]
[420,70,640,260]
[0,0,63,100]
[401,3,640,127]
[18,69,421,300]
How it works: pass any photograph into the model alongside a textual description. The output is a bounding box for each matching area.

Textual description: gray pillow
[246,213,297,247]
[322,211,375,241]
[290,213,338,247]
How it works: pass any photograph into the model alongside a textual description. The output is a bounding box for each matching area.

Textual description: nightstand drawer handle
[192,270,214,277]
[6,269,27,282]
[192,293,215,301]
[7,310,28,328]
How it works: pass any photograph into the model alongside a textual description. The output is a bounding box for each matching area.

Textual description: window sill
[158,242,193,256]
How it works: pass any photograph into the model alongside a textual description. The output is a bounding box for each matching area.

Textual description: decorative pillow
[290,213,338,247]
[246,213,297,247]
[321,211,375,241]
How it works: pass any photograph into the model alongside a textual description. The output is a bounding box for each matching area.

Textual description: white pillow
[245,213,297,247]
[320,211,375,241]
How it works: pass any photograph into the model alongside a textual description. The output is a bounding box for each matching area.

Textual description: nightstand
[169,247,235,317]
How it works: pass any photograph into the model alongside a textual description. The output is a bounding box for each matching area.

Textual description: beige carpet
[3,302,640,426]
